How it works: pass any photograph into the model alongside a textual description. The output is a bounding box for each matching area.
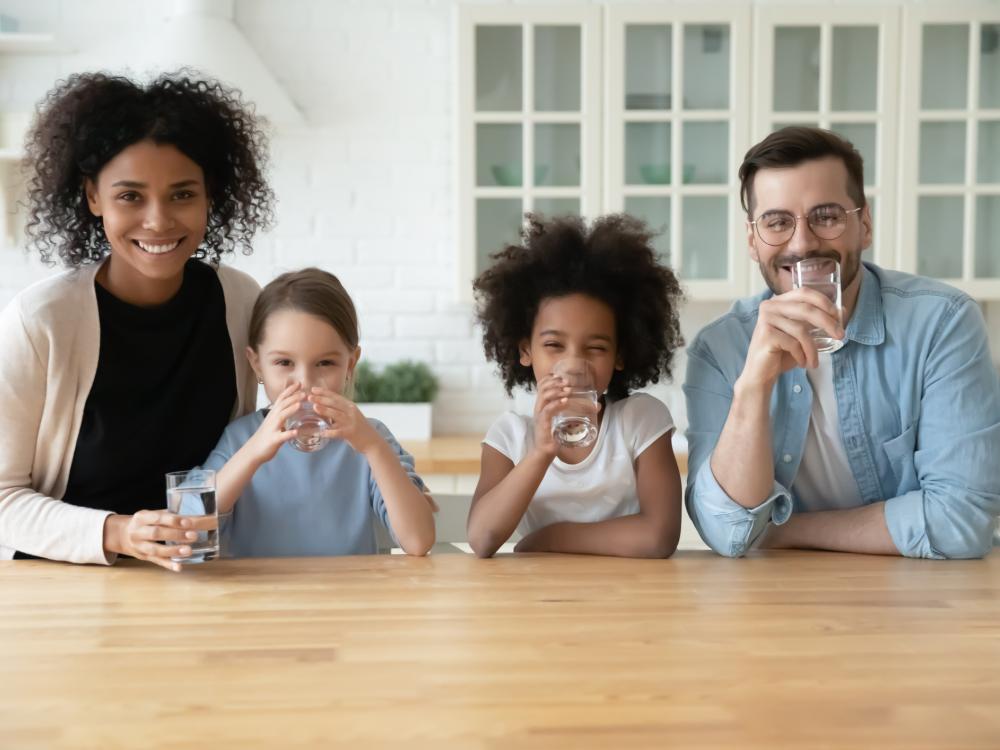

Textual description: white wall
[0,0,996,438]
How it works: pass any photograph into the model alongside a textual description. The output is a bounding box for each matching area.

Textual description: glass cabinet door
[755,7,900,281]
[901,6,1000,295]
[607,5,751,300]
[459,7,601,299]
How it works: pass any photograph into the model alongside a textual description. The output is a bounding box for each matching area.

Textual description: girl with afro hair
[0,71,273,570]
[468,213,685,558]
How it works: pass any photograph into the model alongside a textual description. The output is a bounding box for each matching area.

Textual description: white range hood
[71,0,303,126]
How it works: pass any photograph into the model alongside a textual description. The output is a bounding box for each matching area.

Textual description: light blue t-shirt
[199,410,426,558]
[684,262,1000,559]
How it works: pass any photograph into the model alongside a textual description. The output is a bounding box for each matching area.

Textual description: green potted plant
[352,360,438,441]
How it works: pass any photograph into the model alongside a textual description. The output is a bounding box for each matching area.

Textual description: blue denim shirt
[684,262,1000,559]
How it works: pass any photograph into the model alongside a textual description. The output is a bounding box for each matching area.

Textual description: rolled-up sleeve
[883,299,1000,559]
[683,337,793,557]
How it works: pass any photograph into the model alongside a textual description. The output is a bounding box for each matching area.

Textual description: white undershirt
[792,353,864,512]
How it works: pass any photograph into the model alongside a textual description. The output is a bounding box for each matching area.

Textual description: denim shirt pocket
[882,423,919,494]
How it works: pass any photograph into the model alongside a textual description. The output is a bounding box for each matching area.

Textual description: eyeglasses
[750,205,862,247]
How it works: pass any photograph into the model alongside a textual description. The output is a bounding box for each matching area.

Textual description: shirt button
[793,384,802,394]
[782,454,792,463]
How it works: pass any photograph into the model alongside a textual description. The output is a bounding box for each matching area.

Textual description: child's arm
[310,389,435,556]
[466,374,575,558]
[514,432,682,558]
[215,383,304,514]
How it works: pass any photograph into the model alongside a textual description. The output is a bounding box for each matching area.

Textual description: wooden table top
[2,551,997,749]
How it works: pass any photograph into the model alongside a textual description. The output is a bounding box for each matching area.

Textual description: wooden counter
[2,551,997,748]
[403,435,688,476]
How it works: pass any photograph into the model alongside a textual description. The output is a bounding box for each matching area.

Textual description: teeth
[136,240,180,254]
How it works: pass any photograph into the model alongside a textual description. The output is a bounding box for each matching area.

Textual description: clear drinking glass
[284,378,331,453]
[791,257,845,354]
[550,358,599,448]
[165,469,218,563]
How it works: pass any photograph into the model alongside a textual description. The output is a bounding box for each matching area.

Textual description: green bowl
[491,164,550,186]
[639,164,671,184]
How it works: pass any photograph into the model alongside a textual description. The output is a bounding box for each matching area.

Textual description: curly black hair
[23,69,274,267]
[473,213,684,401]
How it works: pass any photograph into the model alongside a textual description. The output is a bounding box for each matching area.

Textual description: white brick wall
[0,0,997,440]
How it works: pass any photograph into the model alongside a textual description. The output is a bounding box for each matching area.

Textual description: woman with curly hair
[467,213,685,559]
[0,71,274,570]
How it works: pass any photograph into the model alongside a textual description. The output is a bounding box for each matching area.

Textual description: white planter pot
[358,402,432,441]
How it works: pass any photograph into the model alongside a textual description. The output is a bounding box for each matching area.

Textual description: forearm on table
[524,513,678,559]
[366,440,435,555]
[761,501,900,555]
[710,376,778,508]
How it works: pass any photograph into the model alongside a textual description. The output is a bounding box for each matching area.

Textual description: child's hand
[245,382,304,465]
[531,373,573,457]
[310,388,383,456]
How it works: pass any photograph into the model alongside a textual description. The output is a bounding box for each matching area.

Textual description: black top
[62,260,236,515]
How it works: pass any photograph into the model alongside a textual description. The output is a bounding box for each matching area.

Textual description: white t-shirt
[483,393,674,537]
[792,353,864,511]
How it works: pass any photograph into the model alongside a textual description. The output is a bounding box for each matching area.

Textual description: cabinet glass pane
[683,121,728,184]
[773,121,820,131]
[831,27,878,112]
[982,25,1000,108]
[476,26,522,112]
[683,25,729,110]
[534,197,580,218]
[535,26,581,112]
[682,196,728,280]
[919,122,966,184]
[477,124,523,187]
[978,121,1000,183]
[773,27,820,112]
[921,25,969,110]
[626,25,672,110]
[477,199,524,274]
[831,123,877,185]
[975,196,1000,277]
[625,122,672,185]
[624,196,670,260]
[535,123,580,187]
[917,196,964,278]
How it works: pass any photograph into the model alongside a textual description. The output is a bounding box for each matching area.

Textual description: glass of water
[550,358,599,449]
[165,469,218,563]
[791,257,845,354]
[284,377,331,452]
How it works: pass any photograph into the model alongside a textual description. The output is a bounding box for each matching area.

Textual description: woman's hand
[103,511,206,573]
[309,388,382,455]
[243,382,304,465]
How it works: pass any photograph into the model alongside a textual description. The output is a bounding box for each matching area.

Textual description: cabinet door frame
[605,3,752,300]
[899,1,1000,298]
[752,5,901,294]
[456,5,602,303]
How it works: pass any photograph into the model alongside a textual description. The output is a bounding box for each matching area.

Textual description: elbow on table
[467,527,503,559]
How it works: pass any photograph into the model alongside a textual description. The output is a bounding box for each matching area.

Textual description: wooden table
[2,551,998,749]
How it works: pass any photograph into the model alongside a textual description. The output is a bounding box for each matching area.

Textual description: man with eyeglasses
[684,126,1000,559]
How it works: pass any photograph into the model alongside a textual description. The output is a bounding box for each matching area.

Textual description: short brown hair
[248,268,359,350]
[739,126,866,216]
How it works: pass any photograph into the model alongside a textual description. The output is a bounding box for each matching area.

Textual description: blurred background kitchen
[0,0,997,456]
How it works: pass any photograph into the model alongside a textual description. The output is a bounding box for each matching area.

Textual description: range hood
[71,0,304,125]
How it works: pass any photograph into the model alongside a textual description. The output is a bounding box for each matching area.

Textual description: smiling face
[247,308,361,404]
[747,156,872,298]
[85,139,209,306]
[519,293,623,395]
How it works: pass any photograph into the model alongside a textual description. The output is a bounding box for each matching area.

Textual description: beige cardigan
[0,261,260,564]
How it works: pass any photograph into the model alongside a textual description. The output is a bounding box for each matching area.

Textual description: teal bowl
[491,164,550,186]
[639,164,671,184]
